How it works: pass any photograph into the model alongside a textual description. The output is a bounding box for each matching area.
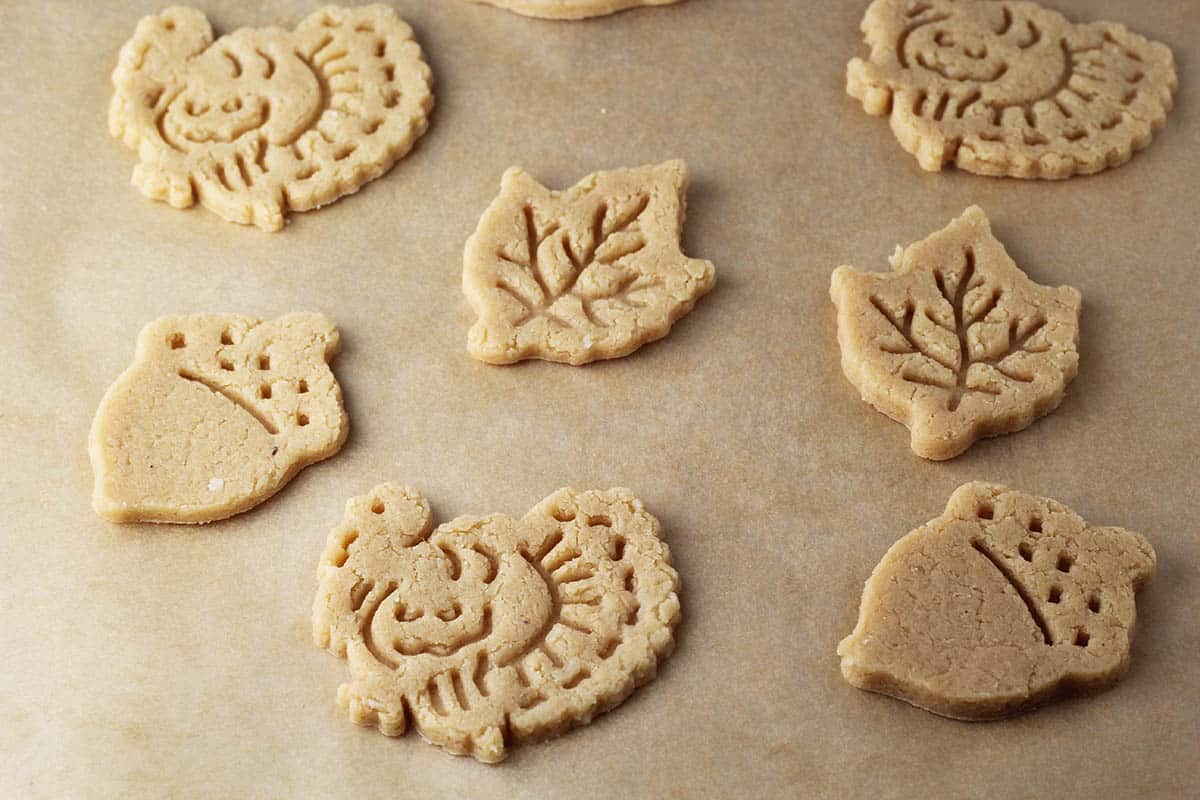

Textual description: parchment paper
[1,1,1197,797]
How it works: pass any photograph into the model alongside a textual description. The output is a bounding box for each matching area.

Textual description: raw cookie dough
[463,160,715,365]
[464,0,682,21]
[109,5,433,231]
[313,485,680,763]
[830,206,1080,460]
[839,482,1156,719]
[89,313,347,523]
[847,0,1177,178]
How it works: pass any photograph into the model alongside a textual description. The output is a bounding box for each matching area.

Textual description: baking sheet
[2,1,1198,797]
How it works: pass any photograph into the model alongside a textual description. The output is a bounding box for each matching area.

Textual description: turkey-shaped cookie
[313,485,680,762]
[89,313,347,523]
[831,206,1081,460]
[464,0,682,20]
[109,5,433,230]
[839,482,1155,719]
[463,160,716,365]
[847,0,1177,178]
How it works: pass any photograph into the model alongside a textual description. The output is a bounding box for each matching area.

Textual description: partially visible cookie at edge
[89,313,347,523]
[839,482,1156,719]
[830,206,1081,460]
[109,5,434,230]
[463,159,715,365]
[847,0,1177,178]
[464,0,682,21]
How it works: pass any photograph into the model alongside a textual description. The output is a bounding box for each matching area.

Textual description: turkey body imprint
[314,485,681,763]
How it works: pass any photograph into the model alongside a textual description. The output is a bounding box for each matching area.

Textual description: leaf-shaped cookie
[830,206,1080,460]
[89,313,347,523]
[839,482,1155,719]
[313,485,680,763]
[847,0,1177,178]
[463,0,682,20]
[109,5,433,231]
[463,160,716,365]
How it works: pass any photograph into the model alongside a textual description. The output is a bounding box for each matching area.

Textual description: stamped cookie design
[109,5,433,230]
[463,160,715,365]
[839,482,1156,719]
[89,314,347,523]
[831,206,1080,460]
[464,0,682,20]
[847,0,1177,178]
[313,485,680,762]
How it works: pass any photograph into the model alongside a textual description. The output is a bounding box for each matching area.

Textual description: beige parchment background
[1,1,1197,797]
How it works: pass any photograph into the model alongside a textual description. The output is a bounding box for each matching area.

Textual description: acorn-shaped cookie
[313,485,680,763]
[839,482,1155,719]
[89,313,347,523]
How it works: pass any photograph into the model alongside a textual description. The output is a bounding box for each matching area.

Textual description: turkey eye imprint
[393,602,423,622]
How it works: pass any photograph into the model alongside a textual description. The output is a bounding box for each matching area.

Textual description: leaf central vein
[493,194,652,330]
[871,246,1054,411]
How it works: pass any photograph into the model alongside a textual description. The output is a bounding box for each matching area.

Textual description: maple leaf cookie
[463,160,715,365]
[89,314,347,523]
[109,5,433,230]
[313,485,680,763]
[831,206,1081,460]
[463,0,682,20]
[839,482,1156,719]
[847,0,1177,178]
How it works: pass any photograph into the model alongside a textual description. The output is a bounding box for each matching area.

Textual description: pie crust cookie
[463,160,715,365]
[838,482,1156,720]
[313,485,680,763]
[830,206,1080,460]
[89,313,347,523]
[847,0,1177,178]
[109,5,434,231]
[464,0,682,21]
